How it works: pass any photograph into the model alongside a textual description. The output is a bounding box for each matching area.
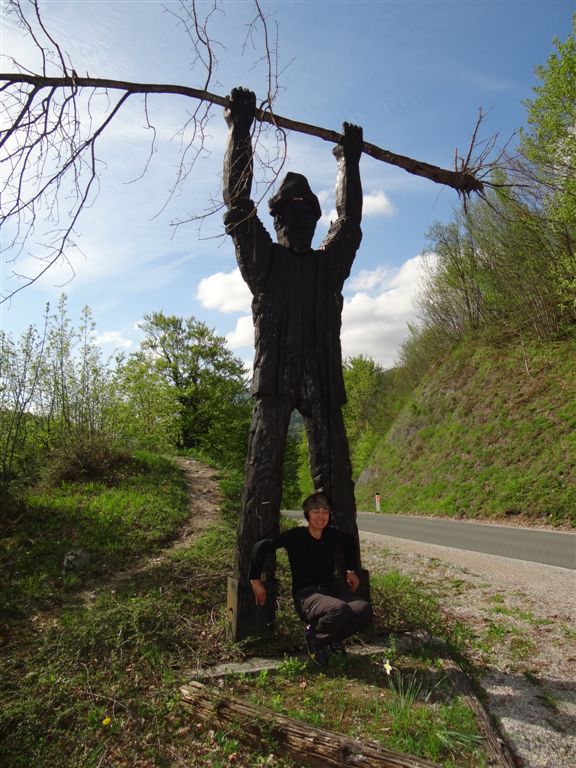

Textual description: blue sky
[1,0,575,369]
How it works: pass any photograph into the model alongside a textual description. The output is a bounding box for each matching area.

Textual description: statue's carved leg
[235,394,293,582]
[302,401,358,540]
[229,394,293,641]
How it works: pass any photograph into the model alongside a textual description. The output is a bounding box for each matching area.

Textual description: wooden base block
[227,576,276,642]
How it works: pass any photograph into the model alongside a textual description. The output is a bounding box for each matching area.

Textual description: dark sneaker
[328,639,347,657]
[304,625,329,666]
[310,647,330,666]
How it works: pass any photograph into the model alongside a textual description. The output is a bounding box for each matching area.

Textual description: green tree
[0,320,47,512]
[520,17,576,313]
[0,297,134,503]
[521,16,576,225]
[38,298,117,449]
[470,188,569,339]
[342,356,392,479]
[419,215,485,340]
[137,312,251,467]
[113,352,182,454]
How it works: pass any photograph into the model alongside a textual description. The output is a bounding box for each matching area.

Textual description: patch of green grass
[0,512,293,768]
[490,604,553,626]
[474,618,537,662]
[0,452,187,616]
[356,337,576,525]
[370,571,445,637]
[229,657,486,767]
[509,636,537,661]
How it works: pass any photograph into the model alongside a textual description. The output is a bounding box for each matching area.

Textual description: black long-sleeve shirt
[249,525,359,595]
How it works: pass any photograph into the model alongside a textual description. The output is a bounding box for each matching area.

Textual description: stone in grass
[62,549,91,576]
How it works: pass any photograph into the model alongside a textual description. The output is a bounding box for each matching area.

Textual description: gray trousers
[294,587,373,647]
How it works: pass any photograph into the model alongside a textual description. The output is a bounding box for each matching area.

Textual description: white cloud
[319,190,394,228]
[320,209,338,228]
[363,190,395,217]
[225,315,254,349]
[341,254,428,368]
[347,266,390,292]
[96,330,133,350]
[316,189,332,206]
[196,269,252,313]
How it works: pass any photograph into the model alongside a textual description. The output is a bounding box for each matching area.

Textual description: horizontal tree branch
[1,72,485,195]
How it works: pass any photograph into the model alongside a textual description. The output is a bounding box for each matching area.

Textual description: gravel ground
[360,532,576,768]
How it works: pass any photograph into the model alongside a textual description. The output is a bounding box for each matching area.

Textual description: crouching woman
[249,492,373,664]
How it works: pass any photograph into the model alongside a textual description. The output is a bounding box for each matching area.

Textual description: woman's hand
[250,578,267,606]
[345,570,360,592]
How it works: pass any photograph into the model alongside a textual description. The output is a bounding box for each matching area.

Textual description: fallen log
[181,679,440,768]
[438,657,521,768]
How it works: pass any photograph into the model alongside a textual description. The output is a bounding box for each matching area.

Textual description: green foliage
[137,311,251,466]
[296,428,315,499]
[0,298,124,514]
[0,318,48,508]
[281,424,303,508]
[419,219,484,337]
[40,298,118,448]
[113,351,182,453]
[218,466,245,520]
[293,357,405,497]
[342,356,401,478]
[0,300,257,512]
[398,24,576,394]
[519,15,576,313]
[521,15,576,226]
[371,571,444,637]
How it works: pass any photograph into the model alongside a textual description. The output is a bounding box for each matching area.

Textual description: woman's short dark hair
[302,492,331,519]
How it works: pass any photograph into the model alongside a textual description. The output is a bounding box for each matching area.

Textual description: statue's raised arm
[332,122,363,227]
[223,87,257,207]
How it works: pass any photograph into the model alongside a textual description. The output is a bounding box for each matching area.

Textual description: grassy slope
[355,336,576,526]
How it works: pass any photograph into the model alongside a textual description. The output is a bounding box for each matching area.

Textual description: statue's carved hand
[333,122,364,162]
[224,87,256,132]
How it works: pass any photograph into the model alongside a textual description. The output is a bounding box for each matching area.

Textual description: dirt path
[83,457,221,603]
[169,457,222,545]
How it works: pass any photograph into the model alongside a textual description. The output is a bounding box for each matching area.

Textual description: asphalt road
[284,511,575,569]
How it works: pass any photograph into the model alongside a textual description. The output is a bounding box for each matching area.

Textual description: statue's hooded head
[269,172,321,253]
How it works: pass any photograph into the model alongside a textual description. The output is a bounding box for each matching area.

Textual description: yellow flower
[383,659,392,676]
[102,716,111,726]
